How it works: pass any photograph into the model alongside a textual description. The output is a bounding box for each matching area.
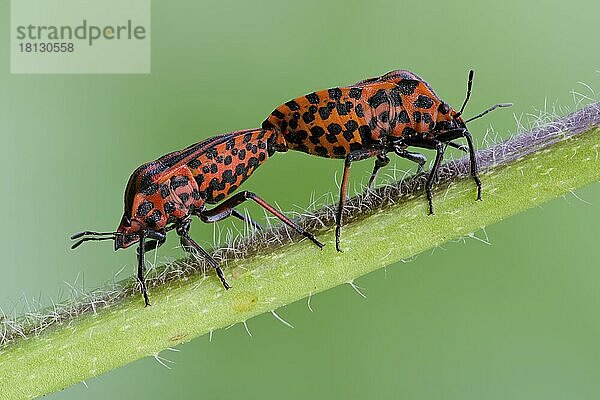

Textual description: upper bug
[71,128,323,306]
[261,69,511,251]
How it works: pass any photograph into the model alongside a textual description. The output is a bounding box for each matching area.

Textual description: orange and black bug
[71,128,323,306]
[261,70,511,251]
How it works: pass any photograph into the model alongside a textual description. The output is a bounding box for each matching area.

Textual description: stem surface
[1,104,599,399]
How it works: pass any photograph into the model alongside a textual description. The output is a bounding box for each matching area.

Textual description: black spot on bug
[191,189,201,200]
[226,139,236,150]
[170,175,189,189]
[235,163,246,176]
[285,100,300,111]
[345,120,358,132]
[280,120,288,132]
[271,109,285,119]
[231,148,238,156]
[136,201,153,217]
[160,185,170,199]
[215,155,224,163]
[224,155,232,166]
[309,105,318,114]
[343,130,355,142]
[302,111,315,124]
[413,111,422,124]
[258,140,266,149]
[145,210,162,226]
[327,123,342,135]
[435,121,452,131]
[368,89,388,108]
[202,166,210,174]
[402,126,417,136]
[379,111,389,123]
[210,164,218,174]
[397,110,410,124]
[292,111,300,120]
[245,142,253,151]
[358,125,372,142]
[295,144,309,153]
[423,113,432,125]
[327,102,336,110]
[251,144,258,154]
[319,107,331,121]
[243,132,253,143]
[414,95,434,109]
[247,157,259,169]
[310,126,325,137]
[336,102,349,116]
[328,88,342,100]
[262,120,275,130]
[237,149,246,161]
[306,92,320,104]
[221,170,235,184]
[257,130,266,140]
[194,175,204,187]
[141,183,158,196]
[179,193,190,203]
[163,201,176,214]
[287,129,308,144]
[227,184,238,194]
[258,152,266,161]
[325,134,338,144]
[289,118,298,130]
[333,146,346,156]
[390,87,403,106]
[205,148,217,159]
[438,102,451,115]
[349,87,362,99]
[355,103,364,118]
[315,146,328,156]
[187,159,201,169]
[349,142,362,151]
[397,79,419,95]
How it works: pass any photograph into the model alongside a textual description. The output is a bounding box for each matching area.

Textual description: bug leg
[446,141,468,153]
[336,148,385,252]
[425,141,445,215]
[136,230,166,307]
[394,146,428,174]
[176,219,231,289]
[195,206,263,230]
[367,154,390,188]
[200,191,323,248]
[136,232,151,307]
[463,130,482,200]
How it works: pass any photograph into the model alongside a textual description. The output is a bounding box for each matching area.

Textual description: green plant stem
[1,118,600,398]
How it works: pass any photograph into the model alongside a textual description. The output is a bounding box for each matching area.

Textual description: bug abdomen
[264,87,389,159]
[187,129,272,204]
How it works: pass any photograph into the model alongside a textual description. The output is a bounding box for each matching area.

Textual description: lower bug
[71,128,323,306]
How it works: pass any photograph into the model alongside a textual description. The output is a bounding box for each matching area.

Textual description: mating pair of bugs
[71,69,511,306]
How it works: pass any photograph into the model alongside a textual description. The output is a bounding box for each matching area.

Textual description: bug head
[435,70,512,132]
[70,215,143,251]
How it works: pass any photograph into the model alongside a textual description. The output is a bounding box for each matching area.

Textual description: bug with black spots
[261,69,511,251]
[71,128,324,306]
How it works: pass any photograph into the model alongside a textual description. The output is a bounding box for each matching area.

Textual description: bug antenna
[70,231,116,240]
[464,103,513,123]
[454,69,474,118]
[71,236,115,249]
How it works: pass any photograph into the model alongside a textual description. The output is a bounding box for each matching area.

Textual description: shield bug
[71,128,323,306]
[261,69,511,251]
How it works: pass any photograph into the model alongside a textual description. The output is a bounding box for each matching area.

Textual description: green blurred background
[1,0,600,398]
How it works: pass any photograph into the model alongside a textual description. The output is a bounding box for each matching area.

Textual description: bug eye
[438,103,450,115]
[121,215,132,227]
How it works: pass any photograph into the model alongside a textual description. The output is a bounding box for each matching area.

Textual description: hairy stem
[1,103,599,399]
